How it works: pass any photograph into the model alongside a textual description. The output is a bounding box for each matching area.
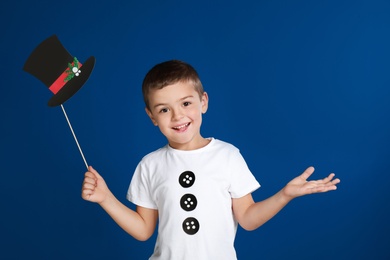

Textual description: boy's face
[145,81,209,150]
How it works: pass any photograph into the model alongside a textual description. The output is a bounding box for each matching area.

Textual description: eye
[183,101,191,107]
[159,108,169,113]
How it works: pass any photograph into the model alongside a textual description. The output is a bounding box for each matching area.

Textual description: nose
[172,108,184,121]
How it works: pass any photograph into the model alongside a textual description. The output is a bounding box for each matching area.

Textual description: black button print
[180,194,197,211]
[182,217,200,235]
[179,171,195,188]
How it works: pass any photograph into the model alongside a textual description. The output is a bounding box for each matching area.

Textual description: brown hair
[142,60,204,110]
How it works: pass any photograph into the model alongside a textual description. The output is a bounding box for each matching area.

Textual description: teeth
[174,123,189,130]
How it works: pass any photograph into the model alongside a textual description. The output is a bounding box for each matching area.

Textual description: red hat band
[49,58,83,94]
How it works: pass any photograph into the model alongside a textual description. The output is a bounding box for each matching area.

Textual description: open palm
[283,166,340,199]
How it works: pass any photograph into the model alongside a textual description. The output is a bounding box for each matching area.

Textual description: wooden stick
[60,104,88,169]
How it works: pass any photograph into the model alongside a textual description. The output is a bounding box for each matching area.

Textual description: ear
[201,92,209,114]
[145,107,158,126]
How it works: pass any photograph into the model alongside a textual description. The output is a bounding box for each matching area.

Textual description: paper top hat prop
[23,35,95,107]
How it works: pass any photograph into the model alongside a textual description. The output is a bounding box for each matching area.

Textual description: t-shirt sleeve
[228,149,260,198]
[126,162,158,209]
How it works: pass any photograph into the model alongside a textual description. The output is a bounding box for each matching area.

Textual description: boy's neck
[168,137,211,151]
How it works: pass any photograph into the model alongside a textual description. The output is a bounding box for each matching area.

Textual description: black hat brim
[48,56,96,107]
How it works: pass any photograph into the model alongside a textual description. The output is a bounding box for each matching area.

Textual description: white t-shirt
[127,138,260,260]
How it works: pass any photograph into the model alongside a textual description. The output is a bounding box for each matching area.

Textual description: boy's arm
[232,166,340,231]
[82,166,158,241]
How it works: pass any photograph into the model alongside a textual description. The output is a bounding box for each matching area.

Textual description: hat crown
[23,35,73,87]
[23,34,95,107]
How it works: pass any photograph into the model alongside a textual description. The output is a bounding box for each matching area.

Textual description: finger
[84,174,96,181]
[300,166,315,181]
[323,174,341,186]
[315,186,336,193]
[84,171,96,179]
[81,188,94,200]
[82,181,95,192]
[319,173,335,183]
[83,175,97,186]
[83,181,97,190]
[311,180,338,192]
[308,184,336,194]
[88,166,102,178]
[84,172,97,181]
[331,177,341,185]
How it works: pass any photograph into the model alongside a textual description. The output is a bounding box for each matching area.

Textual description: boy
[81,60,340,259]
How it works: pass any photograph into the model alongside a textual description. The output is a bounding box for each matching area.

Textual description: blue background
[1,0,389,259]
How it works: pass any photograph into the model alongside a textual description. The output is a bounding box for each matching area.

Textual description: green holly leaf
[64,74,74,82]
[63,57,81,82]
[74,57,79,68]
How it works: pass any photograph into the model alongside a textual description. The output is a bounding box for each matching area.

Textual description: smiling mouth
[173,123,190,131]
